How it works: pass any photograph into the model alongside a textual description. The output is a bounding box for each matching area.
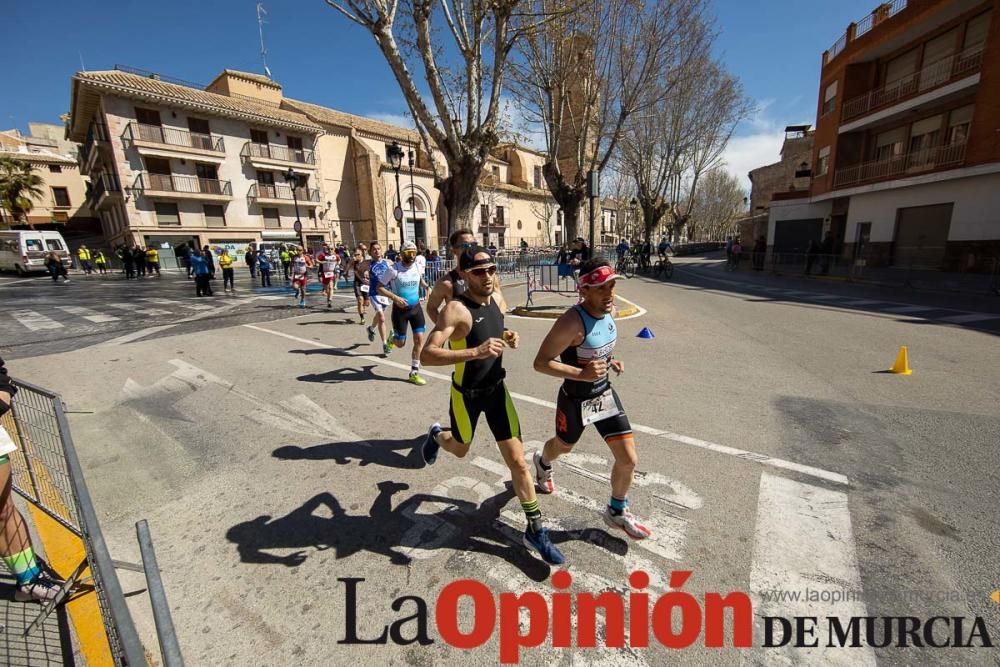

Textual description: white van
[0,230,73,275]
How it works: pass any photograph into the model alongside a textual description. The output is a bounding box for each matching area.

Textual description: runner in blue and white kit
[377,241,429,385]
[365,242,392,355]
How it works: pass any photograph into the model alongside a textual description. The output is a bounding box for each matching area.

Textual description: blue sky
[4,0,880,185]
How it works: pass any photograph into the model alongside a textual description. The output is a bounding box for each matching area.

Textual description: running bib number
[360,284,370,293]
[581,389,620,425]
[324,271,336,279]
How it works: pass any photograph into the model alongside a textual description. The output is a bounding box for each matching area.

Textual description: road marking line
[245,324,849,485]
[141,297,214,311]
[939,312,1000,324]
[55,306,121,323]
[11,310,64,331]
[746,473,875,666]
[105,303,173,316]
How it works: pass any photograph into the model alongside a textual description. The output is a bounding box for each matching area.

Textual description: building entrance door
[893,203,952,269]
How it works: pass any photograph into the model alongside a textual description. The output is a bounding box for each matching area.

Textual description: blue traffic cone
[637,327,655,339]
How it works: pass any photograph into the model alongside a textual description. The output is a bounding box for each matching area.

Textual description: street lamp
[388,140,405,246]
[630,197,637,240]
[587,169,599,247]
[284,167,304,250]
[408,148,417,247]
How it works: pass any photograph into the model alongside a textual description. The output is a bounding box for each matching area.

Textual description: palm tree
[0,156,45,228]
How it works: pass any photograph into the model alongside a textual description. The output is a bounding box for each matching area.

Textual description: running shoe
[383,340,394,356]
[15,573,65,603]
[523,527,565,565]
[298,299,305,308]
[532,450,555,494]
[422,422,442,465]
[327,298,332,308]
[408,372,426,386]
[602,507,652,540]
[366,325,376,342]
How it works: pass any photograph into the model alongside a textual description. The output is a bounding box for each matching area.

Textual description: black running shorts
[391,303,426,339]
[449,382,521,444]
[555,387,632,446]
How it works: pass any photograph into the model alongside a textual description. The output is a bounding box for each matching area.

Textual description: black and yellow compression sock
[522,499,543,534]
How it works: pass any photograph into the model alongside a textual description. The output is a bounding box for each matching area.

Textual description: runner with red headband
[530,257,652,540]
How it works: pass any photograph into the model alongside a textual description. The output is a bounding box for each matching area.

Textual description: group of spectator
[112,245,161,279]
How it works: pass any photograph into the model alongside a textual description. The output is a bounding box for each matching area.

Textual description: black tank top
[452,294,504,389]
[448,268,466,299]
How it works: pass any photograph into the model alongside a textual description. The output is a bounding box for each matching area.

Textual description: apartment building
[769,0,999,271]
[66,66,560,264]
[0,124,95,229]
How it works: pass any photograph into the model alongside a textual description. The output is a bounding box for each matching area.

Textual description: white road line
[245,324,849,485]
[55,306,120,323]
[141,298,214,311]
[105,303,173,316]
[11,310,64,331]
[939,312,1000,324]
[746,473,875,666]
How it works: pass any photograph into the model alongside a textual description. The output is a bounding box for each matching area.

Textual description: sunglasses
[469,265,497,277]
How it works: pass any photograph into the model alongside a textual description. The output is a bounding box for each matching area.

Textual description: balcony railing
[240,141,315,165]
[247,182,320,203]
[825,0,908,65]
[79,121,109,168]
[132,172,233,196]
[87,173,121,206]
[833,141,966,188]
[842,46,984,121]
[124,122,225,152]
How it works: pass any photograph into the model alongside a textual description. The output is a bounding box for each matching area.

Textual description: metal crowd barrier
[525,264,579,305]
[3,379,183,666]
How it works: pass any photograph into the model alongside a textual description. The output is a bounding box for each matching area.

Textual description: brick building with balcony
[768,0,999,272]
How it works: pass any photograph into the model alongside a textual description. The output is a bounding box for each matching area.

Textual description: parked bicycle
[615,253,635,279]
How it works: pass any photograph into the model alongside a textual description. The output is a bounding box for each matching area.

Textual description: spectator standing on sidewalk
[190,249,213,296]
[245,247,257,281]
[805,239,819,276]
[0,359,65,602]
[94,250,108,275]
[280,246,291,281]
[202,245,216,280]
[77,245,93,275]
[133,246,147,278]
[730,239,742,271]
[753,236,766,271]
[257,249,273,287]
[219,249,236,293]
[145,245,161,277]
[121,246,135,280]
[820,232,834,275]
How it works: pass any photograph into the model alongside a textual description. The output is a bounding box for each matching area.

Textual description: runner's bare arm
[425,277,451,324]
[493,284,508,312]
[533,311,592,381]
[420,302,488,366]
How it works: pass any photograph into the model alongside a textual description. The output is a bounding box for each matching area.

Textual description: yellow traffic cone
[889,346,912,375]
[991,590,1000,604]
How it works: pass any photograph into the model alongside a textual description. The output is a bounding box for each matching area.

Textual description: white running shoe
[602,507,652,540]
[532,450,555,494]
[15,574,64,603]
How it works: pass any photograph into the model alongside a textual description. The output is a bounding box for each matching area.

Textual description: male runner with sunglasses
[530,257,652,540]
[426,228,507,324]
[377,241,430,385]
[421,246,564,565]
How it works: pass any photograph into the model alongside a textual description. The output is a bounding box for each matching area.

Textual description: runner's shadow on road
[289,346,371,359]
[274,435,425,469]
[225,481,625,581]
[296,319,360,326]
[297,366,407,384]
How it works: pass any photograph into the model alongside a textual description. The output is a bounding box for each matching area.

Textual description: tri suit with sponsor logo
[556,304,632,445]
[447,294,520,444]
[381,255,427,342]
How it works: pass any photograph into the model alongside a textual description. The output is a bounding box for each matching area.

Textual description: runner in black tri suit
[426,228,505,325]
[421,246,565,566]
[531,257,652,540]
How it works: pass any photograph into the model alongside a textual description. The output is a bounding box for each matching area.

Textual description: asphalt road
[3,257,998,666]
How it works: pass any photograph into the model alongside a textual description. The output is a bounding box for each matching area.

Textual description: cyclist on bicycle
[657,237,673,260]
[615,238,629,262]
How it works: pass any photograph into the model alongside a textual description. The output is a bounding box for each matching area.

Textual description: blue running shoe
[298,299,305,308]
[523,527,565,565]
[366,325,376,342]
[422,423,442,465]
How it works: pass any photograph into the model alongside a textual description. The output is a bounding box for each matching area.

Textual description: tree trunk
[436,158,482,244]
[542,163,586,243]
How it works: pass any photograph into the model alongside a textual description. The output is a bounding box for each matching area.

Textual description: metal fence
[3,379,182,666]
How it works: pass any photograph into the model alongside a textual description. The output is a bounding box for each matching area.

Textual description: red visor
[578,265,622,288]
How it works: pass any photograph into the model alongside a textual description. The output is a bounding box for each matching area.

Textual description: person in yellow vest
[77,245,93,275]
[93,250,108,275]
[219,248,236,293]
[145,245,161,277]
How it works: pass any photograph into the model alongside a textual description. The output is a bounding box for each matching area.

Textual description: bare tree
[325,0,550,236]
[509,0,706,243]
[687,168,745,241]
[621,52,752,244]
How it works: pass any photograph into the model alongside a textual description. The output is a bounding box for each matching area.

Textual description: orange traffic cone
[888,346,912,375]
[991,590,1000,604]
